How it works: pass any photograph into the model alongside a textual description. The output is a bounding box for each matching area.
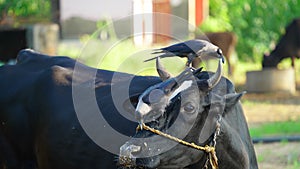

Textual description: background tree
[200,0,300,62]
[0,0,51,26]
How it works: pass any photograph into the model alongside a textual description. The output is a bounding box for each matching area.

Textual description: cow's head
[119,58,244,168]
[262,53,277,68]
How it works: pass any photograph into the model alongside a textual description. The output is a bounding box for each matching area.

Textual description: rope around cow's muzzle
[138,123,219,169]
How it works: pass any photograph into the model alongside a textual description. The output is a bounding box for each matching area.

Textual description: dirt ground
[254,142,300,169]
[242,91,300,124]
[240,90,300,169]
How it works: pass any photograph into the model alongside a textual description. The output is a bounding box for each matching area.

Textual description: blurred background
[1,0,300,168]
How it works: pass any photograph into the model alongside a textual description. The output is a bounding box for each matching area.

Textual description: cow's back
[0,51,162,169]
[284,18,300,51]
[30,66,160,169]
[291,18,300,48]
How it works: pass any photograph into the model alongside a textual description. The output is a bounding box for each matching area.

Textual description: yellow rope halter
[139,123,219,169]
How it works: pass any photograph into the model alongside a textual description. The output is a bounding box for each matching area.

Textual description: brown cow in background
[195,32,238,75]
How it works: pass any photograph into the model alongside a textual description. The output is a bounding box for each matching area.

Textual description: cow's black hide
[0,49,161,169]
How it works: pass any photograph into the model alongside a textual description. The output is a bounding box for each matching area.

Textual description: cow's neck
[215,119,254,169]
[215,120,250,168]
[269,48,287,66]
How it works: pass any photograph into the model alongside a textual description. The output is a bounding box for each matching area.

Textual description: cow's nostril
[120,144,142,158]
[131,145,142,156]
[128,144,141,154]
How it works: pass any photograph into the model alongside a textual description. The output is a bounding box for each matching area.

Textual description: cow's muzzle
[119,143,141,166]
[118,141,160,168]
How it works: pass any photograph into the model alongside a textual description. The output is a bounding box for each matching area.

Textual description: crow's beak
[221,55,225,64]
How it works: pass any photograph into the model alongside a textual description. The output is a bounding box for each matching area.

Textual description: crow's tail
[151,49,163,54]
[144,56,157,62]
[145,51,176,62]
[144,54,176,62]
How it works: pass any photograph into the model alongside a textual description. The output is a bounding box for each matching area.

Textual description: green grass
[249,121,300,138]
[58,38,187,77]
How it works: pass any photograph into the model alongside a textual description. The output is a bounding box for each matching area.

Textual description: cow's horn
[198,58,223,91]
[156,57,172,81]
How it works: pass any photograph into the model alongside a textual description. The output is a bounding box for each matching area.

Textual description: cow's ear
[122,93,141,114]
[52,65,73,85]
[224,91,246,109]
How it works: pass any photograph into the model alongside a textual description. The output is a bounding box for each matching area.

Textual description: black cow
[119,59,258,168]
[0,49,162,168]
[262,18,300,68]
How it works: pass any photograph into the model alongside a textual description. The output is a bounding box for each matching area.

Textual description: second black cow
[262,18,300,68]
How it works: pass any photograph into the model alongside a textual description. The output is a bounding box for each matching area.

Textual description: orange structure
[133,0,208,45]
[195,0,207,26]
[152,0,171,44]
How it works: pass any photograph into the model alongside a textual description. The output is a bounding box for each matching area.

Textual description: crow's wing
[151,43,194,59]
[183,40,208,53]
[160,42,194,54]
[144,52,179,62]
[146,40,209,62]
[153,39,208,54]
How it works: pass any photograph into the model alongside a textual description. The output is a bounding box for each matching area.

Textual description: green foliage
[0,0,51,24]
[200,0,232,32]
[200,0,300,62]
[200,17,232,33]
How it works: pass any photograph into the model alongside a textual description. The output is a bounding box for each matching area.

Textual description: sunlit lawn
[58,38,186,77]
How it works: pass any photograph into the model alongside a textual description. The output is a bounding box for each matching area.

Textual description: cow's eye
[184,102,195,113]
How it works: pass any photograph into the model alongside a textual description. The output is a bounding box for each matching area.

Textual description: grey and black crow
[145,39,225,66]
